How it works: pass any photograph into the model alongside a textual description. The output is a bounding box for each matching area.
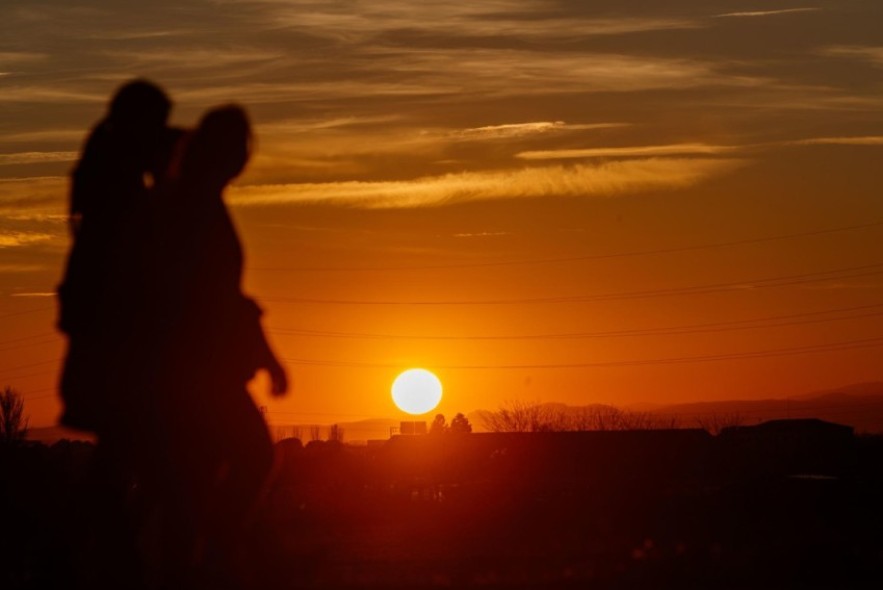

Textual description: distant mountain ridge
[643,382,883,433]
[26,382,883,444]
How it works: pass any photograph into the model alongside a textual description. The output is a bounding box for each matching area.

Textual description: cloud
[369,49,753,97]
[716,8,821,18]
[257,115,403,135]
[0,51,48,64]
[0,130,85,144]
[786,136,883,146]
[0,232,53,248]
[0,232,54,248]
[821,46,883,67]
[453,231,511,238]
[245,0,701,40]
[9,292,55,297]
[452,121,627,140]
[0,177,67,219]
[0,86,104,104]
[0,263,47,274]
[110,47,288,69]
[517,143,737,160]
[229,158,744,209]
[0,152,78,166]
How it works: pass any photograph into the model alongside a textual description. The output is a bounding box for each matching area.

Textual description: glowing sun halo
[391,368,443,415]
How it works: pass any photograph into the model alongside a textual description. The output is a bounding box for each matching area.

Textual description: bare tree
[0,386,29,445]
[328,423,344,443]
[481,400,682,433]
[480,400,557,433]
[308,425,321,441]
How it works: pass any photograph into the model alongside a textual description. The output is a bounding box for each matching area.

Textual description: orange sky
[2,0,883,429]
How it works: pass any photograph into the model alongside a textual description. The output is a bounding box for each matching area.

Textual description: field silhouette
[3,419,883,589]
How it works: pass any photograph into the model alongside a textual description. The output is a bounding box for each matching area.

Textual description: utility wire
[262,261,883,306]
[267,303,883,341]
[250,219,883,273]
[281,335,883,370]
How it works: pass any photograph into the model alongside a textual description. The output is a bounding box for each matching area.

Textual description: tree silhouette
[480,400,678,432]
[450,413,472,433]
[328,423,345,443]
[0,386,28,445]
[430,413,447,434]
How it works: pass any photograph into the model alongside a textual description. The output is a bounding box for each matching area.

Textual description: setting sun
[391,369,443,415]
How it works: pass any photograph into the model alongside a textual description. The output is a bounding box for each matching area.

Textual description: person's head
[180,104,253,187]
[107,79,172,133]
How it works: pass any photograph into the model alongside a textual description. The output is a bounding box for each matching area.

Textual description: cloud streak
[0,152,78,166]
[453,122,627,140]
[821,46,883,67]
[230,158,744,209]
[716,8,821,18]
[0,232,54,248]
[517,144,737,160]
[787,136,883,146]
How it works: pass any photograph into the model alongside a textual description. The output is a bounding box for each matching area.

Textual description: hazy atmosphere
[3,0,883,429]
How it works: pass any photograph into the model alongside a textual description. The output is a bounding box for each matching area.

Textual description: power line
[280,335,883,370]
[0,358,63,378]
[261,261,883,306]
[0,305,55,320]
[250,219,883,273]
[0,335,60,354]
[267,303,883,341]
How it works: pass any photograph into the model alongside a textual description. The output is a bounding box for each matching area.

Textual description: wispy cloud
[0,86,104,104]
[0,232,54,248]
[257,115,403,135]
[0,130,85,144]
[110,47,288,69]
[786,136,883,146]
[0,51,48,64]
[371,49,752,96]
[0,264,46,274]
[229,158,744,209]
[0,177,67,218]
[9,292,56,297]
[517,143,737,160]
[716,8,821,18]
[247,0,700,40]
[452,231,511,238]
[821,46,883,67]
[0,152,78,166]
[453,122,627,140]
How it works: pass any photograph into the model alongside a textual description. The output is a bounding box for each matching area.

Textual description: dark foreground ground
[2,429,882,589]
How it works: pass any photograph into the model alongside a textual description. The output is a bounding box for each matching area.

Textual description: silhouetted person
[58,78,182,433]
[56,79,183,590]
[139,104,288,589]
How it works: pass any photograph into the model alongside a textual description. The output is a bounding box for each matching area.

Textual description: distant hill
[466,383,883,435]
[26,426,95,445]
[648,382,883,433]
[27,383,883,445]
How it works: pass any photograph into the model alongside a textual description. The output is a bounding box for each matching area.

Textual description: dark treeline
[2,423,883,589]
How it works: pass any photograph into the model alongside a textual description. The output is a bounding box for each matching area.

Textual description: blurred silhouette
[55,79,184,590]
[136,104,288,589]
[56,82,287,589]
[58,78,182,433]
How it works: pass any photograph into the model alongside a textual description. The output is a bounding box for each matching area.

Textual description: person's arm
[242,296,289,397]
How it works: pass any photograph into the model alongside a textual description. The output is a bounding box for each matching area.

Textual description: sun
[391,368,443,415]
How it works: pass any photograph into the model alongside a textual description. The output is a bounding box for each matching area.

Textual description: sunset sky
[2,0,883,430]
